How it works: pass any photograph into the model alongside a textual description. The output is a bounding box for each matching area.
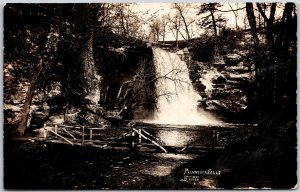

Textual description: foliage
[190,34,215,62]
[197,3,227,37]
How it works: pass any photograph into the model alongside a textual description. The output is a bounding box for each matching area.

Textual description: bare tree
[160,15,169,43]
[172,3,196,40]
[227,3,242,30]
[167,13,181,49]
[117,51,189,115]
[17,21,61,135]
[149,19,162,42]
[17,60,43,135]
[256,3,277,46]
[107,3,142,38]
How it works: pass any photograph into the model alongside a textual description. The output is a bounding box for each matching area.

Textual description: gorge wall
[187,31,256,123]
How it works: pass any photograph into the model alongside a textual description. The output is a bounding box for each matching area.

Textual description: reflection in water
[154,153,198,160]
[157,130,195,147]
[141,153,199,177]
[141,165,173,177]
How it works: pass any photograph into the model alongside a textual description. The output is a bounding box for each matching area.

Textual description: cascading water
[147,48,219,126]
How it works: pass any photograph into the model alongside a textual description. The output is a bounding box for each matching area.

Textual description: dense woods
[4,3,297,189]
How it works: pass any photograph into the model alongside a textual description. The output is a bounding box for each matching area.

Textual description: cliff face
[4,4,155,131]
[5,44,154,130]
[196,55,255,121]
[188,32,256,123]
[94,44,155,121]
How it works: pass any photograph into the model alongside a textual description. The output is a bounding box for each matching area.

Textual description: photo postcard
[3,2,297,189]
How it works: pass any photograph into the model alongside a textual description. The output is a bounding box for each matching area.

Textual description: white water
[200,69,220,93]
[146,48,219,125]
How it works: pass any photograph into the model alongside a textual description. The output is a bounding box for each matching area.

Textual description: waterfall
[147,48,219,125]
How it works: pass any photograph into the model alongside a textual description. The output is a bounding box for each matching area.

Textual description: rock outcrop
[189,50,256,122]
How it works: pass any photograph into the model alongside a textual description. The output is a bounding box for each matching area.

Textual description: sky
[131,3,247,41]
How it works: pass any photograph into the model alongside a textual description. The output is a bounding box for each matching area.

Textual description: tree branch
[216,6,246,13]
[256,3,269,22]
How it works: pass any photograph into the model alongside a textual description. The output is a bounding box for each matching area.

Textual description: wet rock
[212,76,226,84]
[225,63,250,72]
[64,108,81,125]
[190,50,255,121]
[224,73,252,82]
[224,53,242,65]
[212,56,226,67]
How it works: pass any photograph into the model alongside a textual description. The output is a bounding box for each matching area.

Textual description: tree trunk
[282,3,294,58]
[246,3,262,122]
[120,8,127,36]
[246,4,260,49]
[179,10,190,40]
[256,3,276,47]
[209,8,218,37]
[175,15,180,50]
[17,60,44,135]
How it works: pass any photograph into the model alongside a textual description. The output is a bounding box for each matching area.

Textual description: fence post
[90,129,93,141]
[131,130,135,148]
[43,123,47,139]
[82,126,85,145]
[138,128,142,144]
[216,131,219,146]
[54,124,58,138]
[212,130,219,147]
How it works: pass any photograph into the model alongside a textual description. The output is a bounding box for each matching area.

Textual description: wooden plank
[61,127,76,139]
[100,131,132,149]
[138,128,142,144]
[56,124,82,129]
[81,126,85,145]
[45,128,74,146]
[88,127,107,130]
[134,121,257,130]
[137,125,256,132]
[90,129,93,141]
[132,128,167,153]
[43,124,47,139]
[142,129,162,143]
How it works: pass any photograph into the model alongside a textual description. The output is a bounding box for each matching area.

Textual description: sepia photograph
[3,2,297,189]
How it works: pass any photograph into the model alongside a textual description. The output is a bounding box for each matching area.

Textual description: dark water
[4,122,257,189]
[136,122,257,148]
